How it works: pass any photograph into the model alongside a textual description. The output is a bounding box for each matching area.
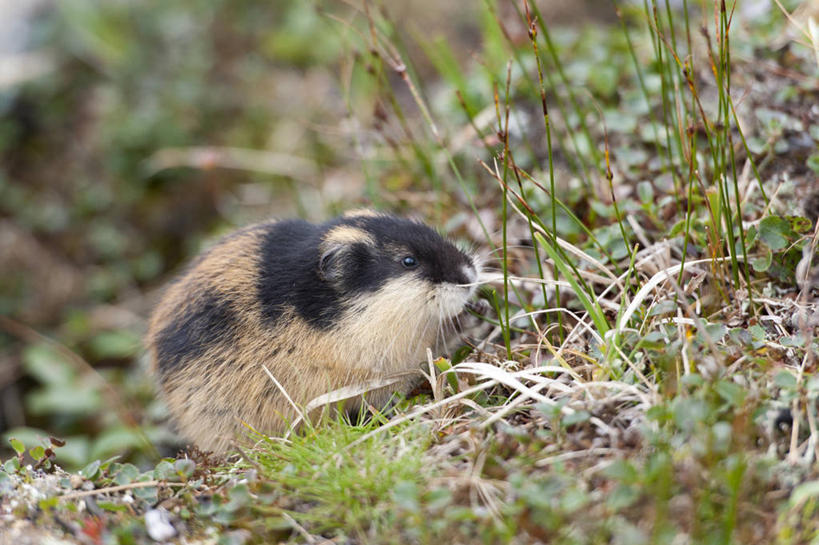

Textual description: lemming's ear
[318,242,347,283]
[318,224,374,284]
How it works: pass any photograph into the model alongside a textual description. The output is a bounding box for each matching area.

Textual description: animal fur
[146,211,479,452]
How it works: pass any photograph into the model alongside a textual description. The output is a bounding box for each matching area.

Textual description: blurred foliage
[0,0,492,470]
[0,0,399,468]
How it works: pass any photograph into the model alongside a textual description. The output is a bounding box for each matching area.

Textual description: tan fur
[321,225,374,247]
[146,220,472,453]
[343,208,384,219]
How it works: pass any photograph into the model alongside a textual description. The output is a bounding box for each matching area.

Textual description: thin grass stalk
[727,94,768,204]
[601,118,636,270]
[454,94,538,321]
[478,0,592,188]
[646,0,683,194]
[662,1,690,177]
[525,1,564,342]
[711,0,744,290]
[661,16,733,299]
[482,159,601,301]
[507,0,594,189]
[478,0,544,163]
[663,0,679,56]
[514,166,624,276]
[496,71,513,355]
[721,454,746,541]
[528,2,603,177]
[718,0,754,309]
[614,2,669,178]
[512,165,550,318]
[358,3,500,250]
[679,116,698,284]
[653,0,690,189]
[534,232,611,338]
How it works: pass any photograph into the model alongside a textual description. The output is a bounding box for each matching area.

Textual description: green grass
[246,416,434,540]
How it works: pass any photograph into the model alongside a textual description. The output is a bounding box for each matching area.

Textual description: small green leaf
[562,410,591,427]
[637,181,654,204]
[668,218,687,237]
[224,483,251,511]
[703,323,727,343]
[635,331,666,350]
[113,463,140,485]
[648,300,677,317]
[751,248,772,272]
[807,153,819,176]
[749,324,767,342]
[9,438,25,455]
[393,480,419,511]
[745,224,758,246]
[99,455,121,473]
[646,405,670,422]
[174,459,196,480]
[96,501,129,512]
[80,459,101,479]
[715,380,746,407]
[603,459,638,483]
[29,445,45,460]
[790,215,814,234]
[790,480,819,506]
[607,483,639,510]
[774,371,798,389]
[681,373,704,388]
[154,460,175,481]
[757,215,792,251]
[22,344,74,385]
[781,334,806,347]
[88,330,140,359]
[133,483,158,502]
[4,458,20,473]
[672,398,708,431]
[434,357,459,393]
[38,497,59,511]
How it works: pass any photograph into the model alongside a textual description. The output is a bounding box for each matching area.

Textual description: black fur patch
[257,219,346,329]
[342,215,474,287]
[155,292,236,375]
[257,215,474,331]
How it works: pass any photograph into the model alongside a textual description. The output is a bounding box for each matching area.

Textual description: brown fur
[146,217,475,452]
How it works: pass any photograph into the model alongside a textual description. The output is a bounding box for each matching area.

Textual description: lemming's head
[318,211,480,319]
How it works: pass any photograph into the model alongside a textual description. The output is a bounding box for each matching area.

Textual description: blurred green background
[2,0,546,468]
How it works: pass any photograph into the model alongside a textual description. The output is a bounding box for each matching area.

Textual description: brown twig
[58,480,185,502]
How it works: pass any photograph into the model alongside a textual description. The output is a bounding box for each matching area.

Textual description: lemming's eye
[401,256,418,268]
